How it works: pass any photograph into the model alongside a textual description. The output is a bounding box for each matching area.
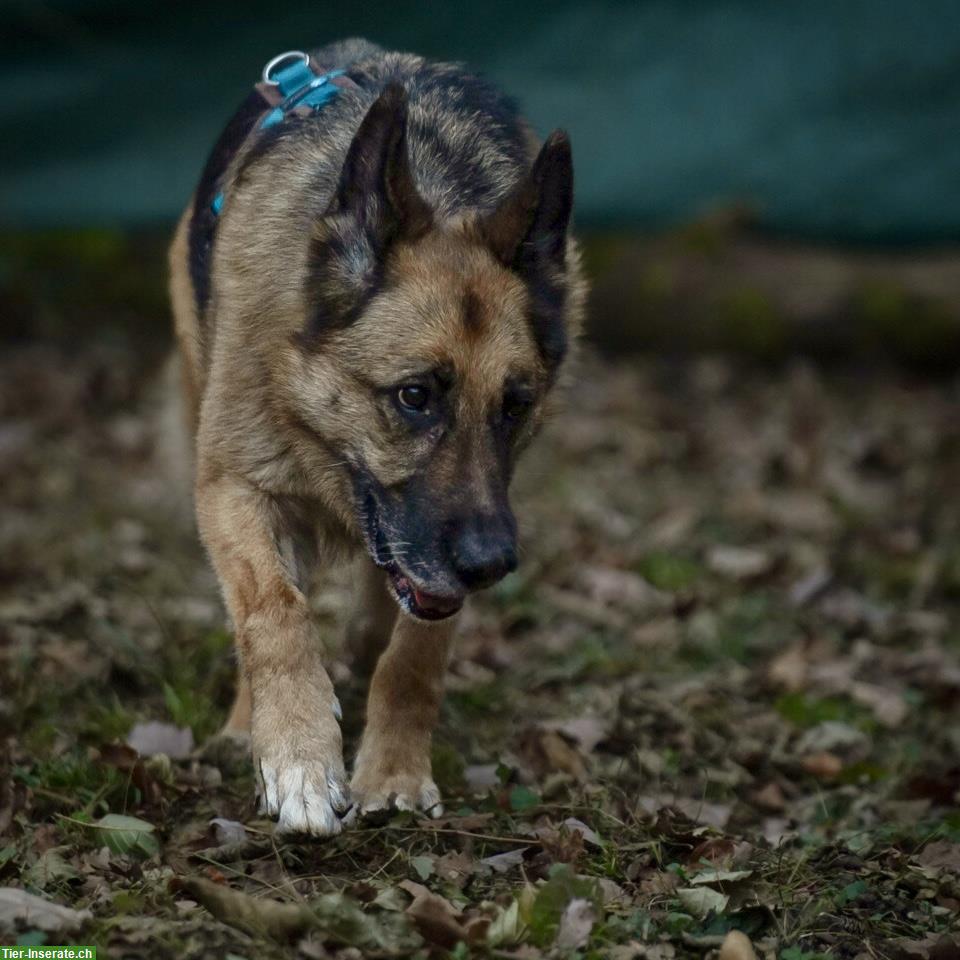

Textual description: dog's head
[285,85,583,620]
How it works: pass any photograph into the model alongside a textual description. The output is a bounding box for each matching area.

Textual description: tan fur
[351,615,454,814]
[168,60,587,835]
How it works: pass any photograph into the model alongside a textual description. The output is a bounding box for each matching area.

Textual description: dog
[168,38,586,835]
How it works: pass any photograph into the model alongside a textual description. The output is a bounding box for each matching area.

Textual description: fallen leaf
[23,848,80,890]
[555,897,595,951]
[639,871,681,897]
[94,814,159,858]
[410,855,434,881]
[540,715,611,753]
[688,837,736,865]
[528,865,602,948]
[464,764,499,792]
[433,850,476,887]
[486,898,522,947]
[719,930,758,960]
[795,721,868,757]
[0,887,91,933]
[581,565,671,615]
[518,728,588,781]
[400,879,466,948]
[173,876,314,941]
[208,818,247,846]
[917,840,960,874]
[706,545,773,580]
[767,643,808,691]
[481,847,529,874]
[97,743,161,804]
[850,681,909,728]
[677,885,729,917]
[128,721,194,759]
[560,817,602,846]
[789,567,832,606]
[671,798,732,829]
[538,823,586,866]
[689,868,753,885]
[801,752,844,779]
[597,877,627,906]
[752,782,786,811]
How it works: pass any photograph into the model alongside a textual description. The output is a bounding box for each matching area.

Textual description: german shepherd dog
[168,38,586,835]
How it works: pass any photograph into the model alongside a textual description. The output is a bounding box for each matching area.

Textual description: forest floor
[2,340,960,959]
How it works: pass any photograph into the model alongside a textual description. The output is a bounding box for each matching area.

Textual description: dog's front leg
[196,475,349,835]
[351,615,454,816]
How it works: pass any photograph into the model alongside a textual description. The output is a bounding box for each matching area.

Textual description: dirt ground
[1,340,959,959]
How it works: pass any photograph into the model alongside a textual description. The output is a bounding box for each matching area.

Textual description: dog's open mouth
[358,490,464,622]
[384,568,464,621]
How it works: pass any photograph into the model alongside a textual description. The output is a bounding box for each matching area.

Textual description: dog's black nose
[451,514,518,591]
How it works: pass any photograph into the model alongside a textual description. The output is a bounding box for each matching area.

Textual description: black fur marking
[493,131,574,374]
[525,270,569,375]
[298,228,388,348]
[462,287,485,334]
[188,89,269,317]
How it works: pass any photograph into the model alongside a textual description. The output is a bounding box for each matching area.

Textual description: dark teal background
[3,0,958,242]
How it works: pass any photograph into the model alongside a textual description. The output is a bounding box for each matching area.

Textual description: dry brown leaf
[801,751,844,779]
[518,727,588,781]
[399,879,467,949]
[719,930,758,960]
[766,642,808,691]
[172,876,314,941]
[540,715,611,753]
[917,840,960,874]
[433,850,477,888]
[752,782,786,811]
[538,823,586,866]
[581,565,671,615]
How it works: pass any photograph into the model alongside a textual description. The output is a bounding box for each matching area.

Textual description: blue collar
[258,51,347,129]
[210,50,353,216]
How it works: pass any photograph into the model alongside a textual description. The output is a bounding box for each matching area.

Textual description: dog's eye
[397,384,430,412]
[503,394,533,421]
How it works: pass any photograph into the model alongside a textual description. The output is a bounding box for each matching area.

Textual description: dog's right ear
[334,84,433,248]
[481,129,573,271]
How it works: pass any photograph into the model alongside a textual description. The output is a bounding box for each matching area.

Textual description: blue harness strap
[258,51,347,131]
[189,50,358,316]
[209,52,353,216]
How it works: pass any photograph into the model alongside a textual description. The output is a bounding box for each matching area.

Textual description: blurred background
[3,0,960,361]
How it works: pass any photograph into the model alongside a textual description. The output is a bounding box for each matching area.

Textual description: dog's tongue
[413,587,462,616]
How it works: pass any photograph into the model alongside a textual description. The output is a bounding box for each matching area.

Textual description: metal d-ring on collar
[257,50,347,129]
[262,50,310,85]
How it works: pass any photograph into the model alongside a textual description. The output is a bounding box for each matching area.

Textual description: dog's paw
[252,695,351,836]
[258,758,353,835]
[350,766,443,818]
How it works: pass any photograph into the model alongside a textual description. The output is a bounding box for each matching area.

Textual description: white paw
[351,773,443,818]
[258,761,353,836]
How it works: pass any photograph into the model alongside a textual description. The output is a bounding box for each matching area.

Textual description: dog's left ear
[335,83,433,247]
[481,130,573,270]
